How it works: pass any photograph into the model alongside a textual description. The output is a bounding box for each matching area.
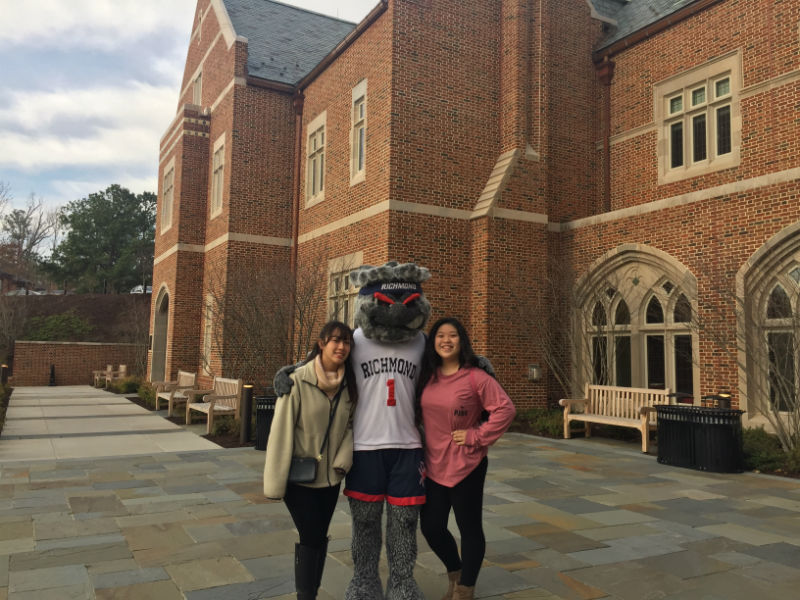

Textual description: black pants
[284,482,341,547]
[420,457,488,587]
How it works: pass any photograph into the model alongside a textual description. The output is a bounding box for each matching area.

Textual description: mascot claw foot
[345,499,384,600]
[385,504,425,600]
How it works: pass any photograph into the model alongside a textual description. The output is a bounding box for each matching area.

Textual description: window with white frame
[192,72,202,106]
[210,134,225,217]
[350,79,367,184]
[583,259,698,398]
[328,252,362,327]
[160,160,175,233]
[760,265,800,413]
[306,112,326,205]
[655,52,740,184]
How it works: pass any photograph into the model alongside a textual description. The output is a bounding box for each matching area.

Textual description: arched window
[763,282,797,412]
[580,247,697,397]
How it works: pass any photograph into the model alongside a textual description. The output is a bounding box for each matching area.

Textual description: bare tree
[0,181,11,215]
[0,295,26,364]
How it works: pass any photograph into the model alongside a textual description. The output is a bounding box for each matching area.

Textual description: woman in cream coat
[264,321,357,600]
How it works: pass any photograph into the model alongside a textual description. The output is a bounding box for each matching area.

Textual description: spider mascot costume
[276,261,431,600]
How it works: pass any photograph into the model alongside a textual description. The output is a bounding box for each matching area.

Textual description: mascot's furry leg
[345,498,384,600]
[385,504,424,600]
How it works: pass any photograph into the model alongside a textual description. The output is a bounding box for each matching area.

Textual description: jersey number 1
[386,379,396,406]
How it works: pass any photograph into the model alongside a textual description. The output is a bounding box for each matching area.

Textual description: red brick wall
[12,342,144,387]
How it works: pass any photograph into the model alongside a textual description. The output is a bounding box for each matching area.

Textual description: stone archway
[151,288,169,382]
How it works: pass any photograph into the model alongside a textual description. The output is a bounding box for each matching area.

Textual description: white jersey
[351,328,425,450]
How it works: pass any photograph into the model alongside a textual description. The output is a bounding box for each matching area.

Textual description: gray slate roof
[221,0,357,85]
[594,0,700,50]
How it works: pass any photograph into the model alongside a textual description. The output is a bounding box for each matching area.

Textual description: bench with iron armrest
[185,377,243,434]
[559,384,671,453]
[152,370,197,416]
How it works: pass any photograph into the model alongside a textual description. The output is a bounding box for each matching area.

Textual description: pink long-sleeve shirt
[420,366,516,487]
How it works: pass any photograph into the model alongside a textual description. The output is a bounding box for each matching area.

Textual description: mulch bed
[126,396,254,449]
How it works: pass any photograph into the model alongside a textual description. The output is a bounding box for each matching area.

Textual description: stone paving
[2,388,800,598]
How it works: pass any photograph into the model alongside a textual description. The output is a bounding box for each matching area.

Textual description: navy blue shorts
[344,448,426,506]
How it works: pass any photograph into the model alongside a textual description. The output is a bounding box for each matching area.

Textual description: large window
[160,160,175,233]
[306,112,326,205]
[762,269,800,412]
[583,251,697,398]
[327,252,362,327]
[350,79,367,184]
[210,134,225,217]
[655,52,740,184]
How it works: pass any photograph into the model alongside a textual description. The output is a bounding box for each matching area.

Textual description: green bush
[510,407,563,438]
[22,311,93,341]
[137,382,156,409]
[0,383,12,434]
[106,376,141,395]
[742,426,789,472]
[211,415,239,437]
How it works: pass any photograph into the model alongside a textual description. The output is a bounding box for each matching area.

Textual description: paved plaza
[1,387,800,599]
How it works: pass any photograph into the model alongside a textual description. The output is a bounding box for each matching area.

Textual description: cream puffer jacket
[263,360,354,499]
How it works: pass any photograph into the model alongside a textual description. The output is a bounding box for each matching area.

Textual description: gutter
[593,0,725,62]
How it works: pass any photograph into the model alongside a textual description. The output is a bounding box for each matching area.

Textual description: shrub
[211,415,239,437]
[105,376,141,394]
[743,426,788,472]
[137,382,156,409]
[509,407,563,438]
[0,383,11,433]
[22,311,93,341]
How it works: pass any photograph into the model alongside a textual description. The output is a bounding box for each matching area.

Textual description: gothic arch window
[579,246,698,397]
[740,224,800,420]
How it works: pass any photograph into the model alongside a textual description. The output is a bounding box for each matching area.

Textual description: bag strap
[316,384,344,461]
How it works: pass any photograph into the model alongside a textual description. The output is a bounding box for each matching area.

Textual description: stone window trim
[306,111,327,207]
[350,79,367,186]
[160,157,176,235]
[654,51,742,185]
[577,245,699,396]
[202,293,214,375]
[328,251,363,328]
[210,132,225,219]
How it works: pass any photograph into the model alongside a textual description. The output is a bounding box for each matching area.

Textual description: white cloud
[0,0,196,49]
[0,83,176,171]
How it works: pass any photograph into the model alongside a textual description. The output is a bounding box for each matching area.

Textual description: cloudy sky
[0,0,379,211]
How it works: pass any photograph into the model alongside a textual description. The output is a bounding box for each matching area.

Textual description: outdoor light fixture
[528,364,542,382]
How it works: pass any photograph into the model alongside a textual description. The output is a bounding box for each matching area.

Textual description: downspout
[596,58,615,213]
[288,90,304,363]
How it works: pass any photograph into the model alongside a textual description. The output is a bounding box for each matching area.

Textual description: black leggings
[284,482,341,547]
[420,457,488,586]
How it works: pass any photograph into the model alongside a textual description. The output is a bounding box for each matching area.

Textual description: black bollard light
[240,384,253,445]
[1,364,7,385]
[49,364,56,386]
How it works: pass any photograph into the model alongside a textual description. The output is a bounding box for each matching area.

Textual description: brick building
[150,0,800,431]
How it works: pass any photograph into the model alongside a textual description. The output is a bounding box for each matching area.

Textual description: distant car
[130,285,153,294]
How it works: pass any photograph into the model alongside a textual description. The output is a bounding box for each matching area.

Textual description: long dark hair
[417,317,480,394]
[307,320,358,405]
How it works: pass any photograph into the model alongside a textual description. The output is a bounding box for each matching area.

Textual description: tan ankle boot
[441,570,461,600]
[452,583,475,600]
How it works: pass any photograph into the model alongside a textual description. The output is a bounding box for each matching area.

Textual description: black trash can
[255,395,277,451]
[656,405,743,473]
[692,407,744,473]
[655,405,695,468]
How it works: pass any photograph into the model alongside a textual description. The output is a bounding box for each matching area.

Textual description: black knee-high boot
[295,543,324,600]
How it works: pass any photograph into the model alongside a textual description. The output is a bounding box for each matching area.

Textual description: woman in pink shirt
[417,317,515,600]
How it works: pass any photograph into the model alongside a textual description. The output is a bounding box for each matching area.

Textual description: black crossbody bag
[288,385,344,484]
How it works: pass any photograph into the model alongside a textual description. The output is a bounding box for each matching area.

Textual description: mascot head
[350,261,432,343]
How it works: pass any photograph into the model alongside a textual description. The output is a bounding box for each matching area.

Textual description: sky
[0,0,379,212]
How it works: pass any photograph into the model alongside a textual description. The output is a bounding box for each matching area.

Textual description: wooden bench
[104,364,127,388]
[559,384,670,453]
[93,364,112,387]
[153,370,197,416]
[185,377,243,434]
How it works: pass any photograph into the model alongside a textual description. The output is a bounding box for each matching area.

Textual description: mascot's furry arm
[273,361,304,397]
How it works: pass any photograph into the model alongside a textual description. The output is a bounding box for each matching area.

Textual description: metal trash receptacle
[655,405,695,468]
[254,395,277,451]
[692,407,744,473]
